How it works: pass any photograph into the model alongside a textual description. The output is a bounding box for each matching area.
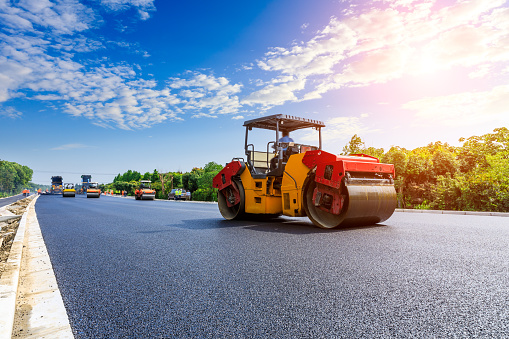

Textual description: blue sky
[1,0,508,184]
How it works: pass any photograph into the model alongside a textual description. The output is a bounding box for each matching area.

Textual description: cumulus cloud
[169,72,242,116]
[0,0,242,129]
[296,114,378,145]
[251,0,509,105]
[402,85,509,127]
[0,106,22,119]
[242,78,306,108]
[51,143,93,151]
[2,0,509,130]
[99,0,156,20]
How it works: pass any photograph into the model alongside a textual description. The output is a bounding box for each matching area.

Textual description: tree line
[0,160,34,197]
[342,127,509,212]
[109,127,508,212]
[108,161,223,201]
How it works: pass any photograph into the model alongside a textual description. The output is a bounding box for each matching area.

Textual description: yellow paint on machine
[240,169,283,215]
[281,153,309,217]
[238,152,312,216]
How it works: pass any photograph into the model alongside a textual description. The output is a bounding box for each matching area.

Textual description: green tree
[341,134,364,155]
[431,147,458,177]
[151,169,159,183]
[0,159,33,194]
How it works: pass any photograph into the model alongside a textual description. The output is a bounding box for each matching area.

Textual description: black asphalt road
[0,193,29,208]
[36,195,509,338]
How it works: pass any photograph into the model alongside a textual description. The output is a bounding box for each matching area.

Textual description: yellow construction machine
[212,114,397,229]
[62,183,76,197]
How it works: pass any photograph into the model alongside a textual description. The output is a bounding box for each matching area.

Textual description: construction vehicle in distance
[81,175,92,194]
[86,182,101,198]
[63,183,76,197]
[212,114,397,229]
[135,180,156,200]
[51,176,63,194]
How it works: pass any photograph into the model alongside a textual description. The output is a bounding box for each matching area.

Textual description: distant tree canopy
[109,162,223,201]
[341,127,509,212]
[108,128,508,211]
[0,159,33,195]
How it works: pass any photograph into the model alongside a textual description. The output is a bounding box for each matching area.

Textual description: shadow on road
[148,216,388,234]
[243,220,388,234]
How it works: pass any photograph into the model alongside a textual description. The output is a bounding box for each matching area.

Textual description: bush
[192,188,218,202]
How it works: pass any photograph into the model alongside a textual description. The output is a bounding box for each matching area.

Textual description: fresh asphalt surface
[0,193,27,208]
[35,195,509,338]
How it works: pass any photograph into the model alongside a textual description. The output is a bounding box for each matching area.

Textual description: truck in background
[51,176,63,194]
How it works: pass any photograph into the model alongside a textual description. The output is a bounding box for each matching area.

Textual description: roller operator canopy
[243,114,325,133]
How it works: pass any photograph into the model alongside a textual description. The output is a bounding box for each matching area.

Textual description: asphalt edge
[114,195,509,215]
[395,208,509,217]
[0,194,24,202]
[0,194,21,201]
[0,195,37,339]
[12,197,74,338]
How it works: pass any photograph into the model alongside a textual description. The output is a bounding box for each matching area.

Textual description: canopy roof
[243,114,325,133]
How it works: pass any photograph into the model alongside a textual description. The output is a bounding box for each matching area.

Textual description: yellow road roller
[212,114,397,229]
[62,183,76,197]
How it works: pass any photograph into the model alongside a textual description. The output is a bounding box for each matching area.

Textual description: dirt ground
[0,196,34,276]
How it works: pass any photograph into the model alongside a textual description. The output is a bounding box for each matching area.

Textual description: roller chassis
[135,180,156,200]
[213,114,397,229]
[86,182,101,198]
[63,183,76,197]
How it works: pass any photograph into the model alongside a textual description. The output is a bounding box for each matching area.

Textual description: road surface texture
[35,195,509,338]
[0,194,27,209]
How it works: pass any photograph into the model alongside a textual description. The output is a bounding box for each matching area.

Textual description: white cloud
[402,85,509,126]
[232,115,244,120]
[468,64,492,79]
[242,78,306,108]
[0,106,22,119]
[250,0,509,107]
[51,143,93,151]
[295,114,378,145]
[2,0,509,131]
[99,0,156,20]
[169,72,242,116]
[191,112,217,119]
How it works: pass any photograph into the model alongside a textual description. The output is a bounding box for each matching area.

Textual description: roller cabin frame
[86,182,101,198]
[135,180,156,200]
[213,114,397,229]
[62,183,76,197]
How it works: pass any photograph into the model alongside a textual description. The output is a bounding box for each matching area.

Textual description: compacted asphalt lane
[0,193,28,208]
[35,195,509,338]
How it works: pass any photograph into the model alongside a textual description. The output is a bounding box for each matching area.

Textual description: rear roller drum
[217,179,245,220]
[303,177,344,229]
[303,175,397,229]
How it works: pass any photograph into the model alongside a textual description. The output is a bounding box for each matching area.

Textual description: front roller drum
[304,179,397,229]
[141,193,156,200]
[217,179,245,220]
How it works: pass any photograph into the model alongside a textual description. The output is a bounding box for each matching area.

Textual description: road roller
[212,114,397,229]
[62,183,76,197]
[86,182,101,198]
[135,180,156,200]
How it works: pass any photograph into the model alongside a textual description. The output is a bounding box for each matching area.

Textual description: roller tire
[303,176,344,229]
[217,179,245,220]
[303,174,397,229]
